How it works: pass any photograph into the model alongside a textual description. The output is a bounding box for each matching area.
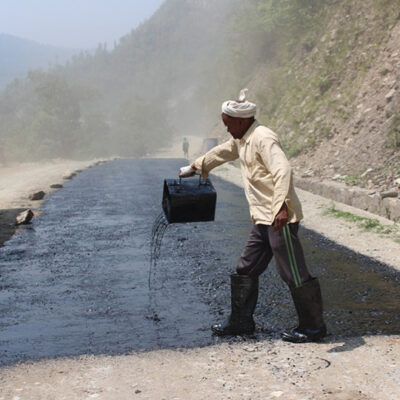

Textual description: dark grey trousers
[236,223,312,288]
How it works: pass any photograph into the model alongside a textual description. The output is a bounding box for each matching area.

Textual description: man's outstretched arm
[179,139,239,178]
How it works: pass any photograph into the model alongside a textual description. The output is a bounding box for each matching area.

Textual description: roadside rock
[302,169,314,178]
[361,167,373,178]
[385,88,396,101]
[15,209,34,225]
[380,189,399,199]
[62,172,76,180]
[29,191,45,201]
[380,62,393,75]
[332,174,341,180]
[382,197,400,220]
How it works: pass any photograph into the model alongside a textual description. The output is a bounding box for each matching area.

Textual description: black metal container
[162,176,217,223]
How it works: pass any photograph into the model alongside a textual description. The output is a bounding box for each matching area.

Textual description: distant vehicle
[203,138,218,153]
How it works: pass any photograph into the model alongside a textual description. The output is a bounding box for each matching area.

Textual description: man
[179,89,326,343]
[182,137,189,159]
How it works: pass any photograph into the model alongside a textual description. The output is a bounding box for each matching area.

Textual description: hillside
[286,2,400,192]
[0,34,78,89]
[212,0,400,193]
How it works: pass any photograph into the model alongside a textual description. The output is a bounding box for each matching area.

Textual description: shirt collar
[240,120,258,144]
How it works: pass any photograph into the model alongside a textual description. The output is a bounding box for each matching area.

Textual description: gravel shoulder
[0,159,107,210]
[0,159,399,400]
[0,336,398,400]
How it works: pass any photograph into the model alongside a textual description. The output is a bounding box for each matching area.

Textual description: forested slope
[0,0,238,161]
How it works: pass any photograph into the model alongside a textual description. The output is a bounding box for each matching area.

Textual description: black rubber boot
[212,274,258,336]
[282,278,327,343]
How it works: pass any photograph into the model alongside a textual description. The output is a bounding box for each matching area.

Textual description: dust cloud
[0,0,237,164]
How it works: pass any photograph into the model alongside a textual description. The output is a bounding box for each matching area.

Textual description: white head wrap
[221,88,257,119]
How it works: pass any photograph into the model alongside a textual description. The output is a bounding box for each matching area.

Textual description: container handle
[176,175,207,186]
[198,175,208,186]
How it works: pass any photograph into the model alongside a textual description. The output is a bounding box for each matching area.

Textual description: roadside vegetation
[323,202,400,242]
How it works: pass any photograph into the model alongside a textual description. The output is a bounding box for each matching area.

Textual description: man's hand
[273,202,288,232]
[179,164,196,178]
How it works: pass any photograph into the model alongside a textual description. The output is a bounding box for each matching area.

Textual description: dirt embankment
[210,1,400,196]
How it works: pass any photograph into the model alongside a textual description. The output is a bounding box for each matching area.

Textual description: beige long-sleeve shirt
[193,121,303,225]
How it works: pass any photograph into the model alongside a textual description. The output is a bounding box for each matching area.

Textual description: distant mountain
[0,34,79,89]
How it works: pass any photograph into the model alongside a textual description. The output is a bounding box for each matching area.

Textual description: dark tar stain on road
[0,159,399,366]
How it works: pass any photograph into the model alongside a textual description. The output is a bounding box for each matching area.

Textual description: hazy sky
[1,0,165,49]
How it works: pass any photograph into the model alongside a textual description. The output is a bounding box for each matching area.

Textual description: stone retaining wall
[294,176,400,222]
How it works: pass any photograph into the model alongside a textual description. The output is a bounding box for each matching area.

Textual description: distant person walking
[179,89,326,343]
[182,137,189,159]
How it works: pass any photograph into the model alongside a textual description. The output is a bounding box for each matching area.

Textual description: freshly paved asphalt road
[0,159,399,366]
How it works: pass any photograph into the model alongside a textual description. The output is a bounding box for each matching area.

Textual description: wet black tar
[0,159,399,366]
